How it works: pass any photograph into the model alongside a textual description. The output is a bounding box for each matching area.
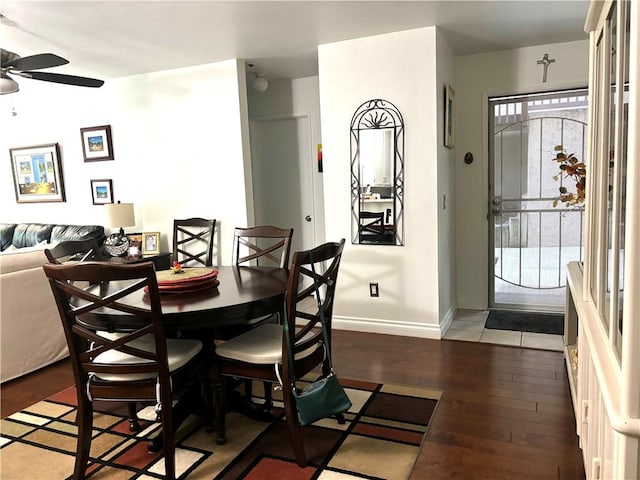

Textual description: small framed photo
[80,125,114,162]
[90,179,113,205]
[142,232,161,255]
[9,143,66,203]
[127,232,143,256]
[444,83,455,149]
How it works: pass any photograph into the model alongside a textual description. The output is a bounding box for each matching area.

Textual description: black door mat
[485,310,564,335]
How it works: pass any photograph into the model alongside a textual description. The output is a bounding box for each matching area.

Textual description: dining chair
[228,225,294,408]
[42,261,205,480]
[172,218,216,267]
[45,240,149,432]
[232,225,293,268]
[211,239,346,467]
[359,210,385,235]
[44,238,102,263]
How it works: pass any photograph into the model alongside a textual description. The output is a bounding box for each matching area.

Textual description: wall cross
[537,53,556,83]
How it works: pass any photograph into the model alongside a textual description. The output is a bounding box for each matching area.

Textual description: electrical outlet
[369,282,379,297]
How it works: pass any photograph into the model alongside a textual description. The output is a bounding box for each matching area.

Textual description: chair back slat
[43,261,170,386]
[172,218,216,267]
[359,211,384,234]
[284,239,345,367]
[233,225,293,269]
[45,238,102,263]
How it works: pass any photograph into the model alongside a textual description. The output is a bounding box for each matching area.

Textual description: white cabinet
[568,1,640,478]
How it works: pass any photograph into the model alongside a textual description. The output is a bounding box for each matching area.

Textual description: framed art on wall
[444,84,455,148]
[80,125,114,162]
[142,232,161,255]
[9,143,66,203]
[90,179,113,205]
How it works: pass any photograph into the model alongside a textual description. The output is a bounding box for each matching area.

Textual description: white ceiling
[1,1,590,83]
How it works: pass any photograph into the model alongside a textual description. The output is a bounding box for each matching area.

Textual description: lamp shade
[105,202,135,229]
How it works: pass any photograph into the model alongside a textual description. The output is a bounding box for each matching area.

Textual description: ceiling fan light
[253,75,268,92]
[0,75,19,95]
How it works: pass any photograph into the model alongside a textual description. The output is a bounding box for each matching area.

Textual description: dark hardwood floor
[0,330,585,479]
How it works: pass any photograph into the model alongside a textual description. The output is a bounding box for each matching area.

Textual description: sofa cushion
[0,224,17,251]
[12,224,54,249]
[51,224,105,244]
[0,247,52,275]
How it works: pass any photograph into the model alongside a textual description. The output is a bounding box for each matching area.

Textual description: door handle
[305,215,312,222]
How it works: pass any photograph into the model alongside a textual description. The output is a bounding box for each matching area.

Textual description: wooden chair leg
[214,378,227,445]
[243,379,253,401]
[74,397,93,480]
[210,364,228,445]
[201,370,215,433]
[160,393,177,480]
[263,381,273,410]
[282,386,307,468]
[127,402,141,432]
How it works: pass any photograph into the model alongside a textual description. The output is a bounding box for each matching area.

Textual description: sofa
[0,223,106,382]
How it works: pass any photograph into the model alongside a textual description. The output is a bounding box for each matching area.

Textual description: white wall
[1,59,251,265]
[436,29,457,326]
[319,26,455,338]
[455,40,589,309]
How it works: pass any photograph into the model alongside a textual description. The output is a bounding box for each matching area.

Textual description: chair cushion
[215,323,319,364]
[93,336,202,382]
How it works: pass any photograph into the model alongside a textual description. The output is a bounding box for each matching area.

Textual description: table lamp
[104,201,135,256]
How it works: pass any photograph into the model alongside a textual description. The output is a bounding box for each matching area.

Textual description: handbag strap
[283,250,332,388]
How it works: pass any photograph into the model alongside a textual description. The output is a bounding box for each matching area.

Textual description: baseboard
[333,315,442,339]
[439,305,456,336]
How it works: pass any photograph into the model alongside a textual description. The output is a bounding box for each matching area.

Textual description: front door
[489,89,588,311]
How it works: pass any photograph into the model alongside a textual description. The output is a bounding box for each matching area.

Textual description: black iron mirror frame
[350,99,404,245]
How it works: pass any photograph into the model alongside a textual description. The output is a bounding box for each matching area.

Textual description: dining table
[77,265,288,335]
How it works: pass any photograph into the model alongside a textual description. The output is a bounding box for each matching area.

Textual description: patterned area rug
[0,379,441,479]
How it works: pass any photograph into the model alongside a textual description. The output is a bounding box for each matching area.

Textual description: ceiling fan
[1,48,104,95]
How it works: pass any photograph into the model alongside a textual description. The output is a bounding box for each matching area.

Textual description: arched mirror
[351,99,404,245]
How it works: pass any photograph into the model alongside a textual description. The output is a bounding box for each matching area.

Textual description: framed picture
[9,143,66,203]
[127,232,143,256]
[444,83,455,148]
[142,232,161,255]
[80,125,114,162]
[90,179,113,205]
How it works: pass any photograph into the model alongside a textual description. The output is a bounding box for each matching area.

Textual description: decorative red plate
[155,278,220,294]
[145,267,219,294]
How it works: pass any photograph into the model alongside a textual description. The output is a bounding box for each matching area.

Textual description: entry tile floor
[444,309,564,352]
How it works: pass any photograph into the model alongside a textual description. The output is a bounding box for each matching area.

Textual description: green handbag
[293,371,352,426]
[283,253,351,426]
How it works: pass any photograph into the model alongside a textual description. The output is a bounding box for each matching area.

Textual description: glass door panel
[489,89,588,311]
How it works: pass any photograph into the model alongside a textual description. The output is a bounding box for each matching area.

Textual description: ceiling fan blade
[17,71,104,88]
[5,53,69,71]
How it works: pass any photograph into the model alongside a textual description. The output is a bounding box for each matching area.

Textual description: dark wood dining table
[77,265,288,335]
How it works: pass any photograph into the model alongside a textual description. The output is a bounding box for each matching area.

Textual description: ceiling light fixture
[253,74,268,92]
[0,74,19,95]
[248,63,268,92]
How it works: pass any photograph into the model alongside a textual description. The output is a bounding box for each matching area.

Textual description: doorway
[488,89,588,311]
[249,115,315,256]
